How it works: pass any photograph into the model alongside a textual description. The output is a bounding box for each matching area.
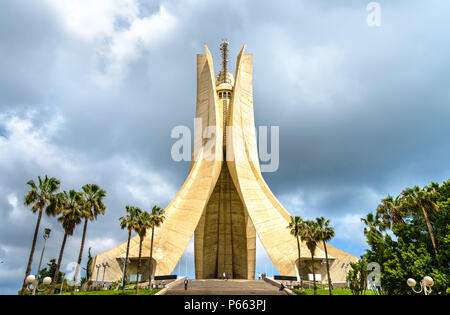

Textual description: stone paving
[164,279,289,295]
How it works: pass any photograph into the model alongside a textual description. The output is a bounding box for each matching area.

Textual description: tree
[134,209,151,295]
[362,181,449,295]
[287,216,304,289]
[361,212,384,236]
[371,209,448,295]
[377,195,406,228]
[316,217,335,295]
[301,220,321,295]
[21,176,60,295]
[435,180,450,269]
[347,258,368,295]
[71,184,106,295]
[361,212,386,295]
[402,185,440,263]
[50,190,84,295]
[148,205,166,287]
[38,259,65,284]
[119,206,140,295]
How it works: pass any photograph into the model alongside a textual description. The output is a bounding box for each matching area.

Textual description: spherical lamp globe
[26,275,36,285]
[423,276,434,287]
[407,278,416,287]
[43,277,52,285]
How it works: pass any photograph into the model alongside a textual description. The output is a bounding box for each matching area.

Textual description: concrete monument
[91,42,357,285]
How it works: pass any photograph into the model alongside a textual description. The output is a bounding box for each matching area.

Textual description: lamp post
[26,275,52,294]
[32,228,51,295]
[120,258,130,289]
[95,264,101,287]
[407,276,434,295]
[101,262,110,288]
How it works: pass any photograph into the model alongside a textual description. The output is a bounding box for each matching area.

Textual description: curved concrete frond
[92,45,223,281]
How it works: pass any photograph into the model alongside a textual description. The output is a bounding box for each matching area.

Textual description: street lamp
[407,276,434,295]
[26,275,35,285]
[26,275,52,294]
[95,264,102,287]
[32,228,51,295]
[101,262,110,288]
[120,258,131,289]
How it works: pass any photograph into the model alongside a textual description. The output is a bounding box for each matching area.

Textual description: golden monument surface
[92,42,357,284]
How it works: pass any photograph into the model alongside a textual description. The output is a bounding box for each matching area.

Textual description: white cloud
[0,108,177,271]
[86,237,118,254]
[125,163,176,209]
[0,111,75,172]
[48,0,177,86]
[0,110,176,201]
[48,0,139,39]
[100,6,176,80]
[334,214,366,245]
[7,194,27,223]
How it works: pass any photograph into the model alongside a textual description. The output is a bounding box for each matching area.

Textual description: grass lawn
[59,289,161,295]
[293,289,378,295]
[124,281,148,288]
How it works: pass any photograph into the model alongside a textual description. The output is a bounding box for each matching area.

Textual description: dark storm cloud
[1,0,449,293]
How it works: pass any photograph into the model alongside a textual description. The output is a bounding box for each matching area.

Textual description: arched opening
[121,257,157,284]
[194,163,255,279]
[295,258,328,286]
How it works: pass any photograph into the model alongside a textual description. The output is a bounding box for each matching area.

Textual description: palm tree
[287,216,304,289]
[402,185,440,263]
[301,220,321,295]
[119,206,140,295]
[134,209,151,295]
[361,213,384,236]
[376,195,405,228]
[71,184,106,295]
[148,205,166,287]
[21,176,60,295]
[316,217,335,295]
[50,190,84,295]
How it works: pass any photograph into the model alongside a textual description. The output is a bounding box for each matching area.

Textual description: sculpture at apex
[91,42,357,285]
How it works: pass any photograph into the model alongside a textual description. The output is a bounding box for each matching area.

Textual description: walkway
[164,279,289,295]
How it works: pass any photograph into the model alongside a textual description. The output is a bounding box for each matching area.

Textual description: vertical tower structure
[92,43,357,283]
[194,41,256,279]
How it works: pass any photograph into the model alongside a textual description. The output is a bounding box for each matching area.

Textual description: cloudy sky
[1,0,449,294]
